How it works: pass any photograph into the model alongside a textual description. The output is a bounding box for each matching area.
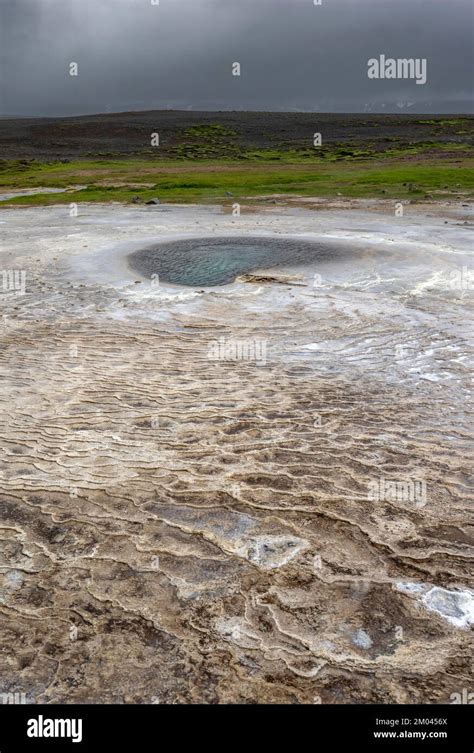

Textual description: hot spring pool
[127,236,346,287]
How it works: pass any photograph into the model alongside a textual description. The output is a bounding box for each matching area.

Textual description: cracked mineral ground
[0,200,472,704]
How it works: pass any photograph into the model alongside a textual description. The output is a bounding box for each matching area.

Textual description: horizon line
[1,107,473,121]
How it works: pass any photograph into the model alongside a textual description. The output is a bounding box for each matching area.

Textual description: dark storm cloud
[1,0,473,115]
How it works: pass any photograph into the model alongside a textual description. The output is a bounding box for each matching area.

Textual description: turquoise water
[128,236,342,287]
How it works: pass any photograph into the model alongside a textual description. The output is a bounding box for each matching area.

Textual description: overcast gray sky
[1,0,473,116]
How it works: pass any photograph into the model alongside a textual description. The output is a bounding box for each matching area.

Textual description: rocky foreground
[0,200,472,703]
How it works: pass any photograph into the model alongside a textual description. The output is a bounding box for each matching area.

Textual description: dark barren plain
[0,110,473,160]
